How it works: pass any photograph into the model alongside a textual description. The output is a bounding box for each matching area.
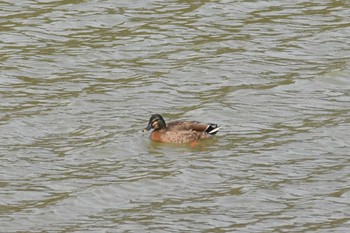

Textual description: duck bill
[143,123,152,132]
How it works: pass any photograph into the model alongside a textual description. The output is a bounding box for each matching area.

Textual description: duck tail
[205,124,221,135]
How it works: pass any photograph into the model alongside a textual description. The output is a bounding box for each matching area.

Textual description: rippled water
[1,0,350,232]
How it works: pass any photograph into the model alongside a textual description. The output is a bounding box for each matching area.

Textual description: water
[1,0,350,232]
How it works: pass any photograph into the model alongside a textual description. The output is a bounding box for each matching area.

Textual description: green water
[1,0,350,232]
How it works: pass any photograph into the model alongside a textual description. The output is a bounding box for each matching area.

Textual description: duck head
[143,114,166,131]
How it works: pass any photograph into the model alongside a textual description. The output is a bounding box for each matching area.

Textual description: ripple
[1,0,350,232]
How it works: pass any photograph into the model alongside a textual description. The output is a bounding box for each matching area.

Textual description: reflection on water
[1,0,350,232]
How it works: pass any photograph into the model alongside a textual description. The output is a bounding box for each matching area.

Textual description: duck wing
[167,121,209,132]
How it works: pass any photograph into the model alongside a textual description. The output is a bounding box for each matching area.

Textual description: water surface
[1,0,350,232]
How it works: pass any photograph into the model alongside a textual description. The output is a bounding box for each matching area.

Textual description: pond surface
[1,0,350,232]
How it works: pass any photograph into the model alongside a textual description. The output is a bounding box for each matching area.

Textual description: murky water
[1,0,350,232]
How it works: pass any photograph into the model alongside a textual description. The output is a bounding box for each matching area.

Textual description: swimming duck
[143,114,221,143]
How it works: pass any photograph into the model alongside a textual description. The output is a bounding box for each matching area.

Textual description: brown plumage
[143,114,221,143]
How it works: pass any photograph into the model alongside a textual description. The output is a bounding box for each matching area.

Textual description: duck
[143,114,221,143]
